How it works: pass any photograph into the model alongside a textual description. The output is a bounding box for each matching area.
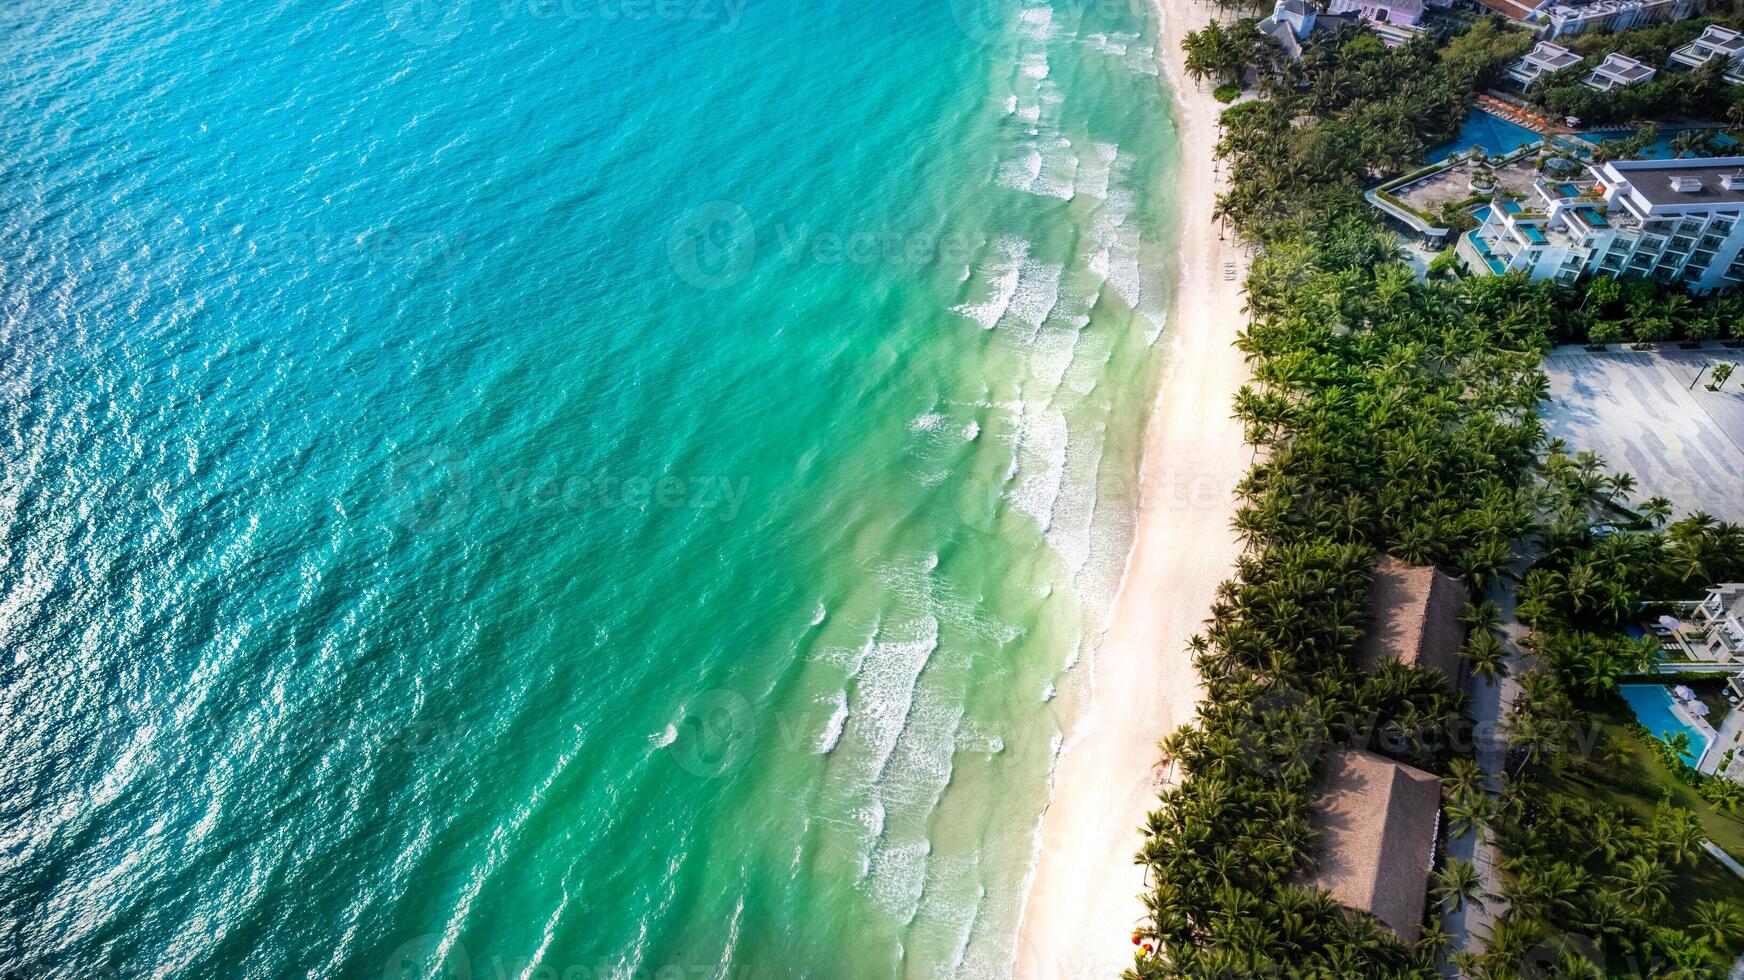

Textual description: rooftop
[1522,40,1582,71]
[1354,556,1468,679]
[1602,157,1744,209]
[1593,52,1656,83]
[1307,748,1442,942]
[1686,24,1744,58]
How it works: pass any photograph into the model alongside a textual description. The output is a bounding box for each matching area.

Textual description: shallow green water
[0,0,1180,975]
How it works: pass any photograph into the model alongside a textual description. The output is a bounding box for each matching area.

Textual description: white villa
[1585,52,1657,90]
[1326,0,1451,40]
[1507,41,1584,87]
[1696,584,1744,662]
[1529,0,1699,38]
[1670,25,1744,84]
[1459,156,1744,294]
[1256,0,1326,61]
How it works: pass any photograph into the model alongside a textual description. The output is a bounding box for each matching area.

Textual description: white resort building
[1669,25,1744,84]
[1458,156,1744,294]
[1525,0,1699,39]
[1695,584,1744,662]
[1326,0,1450,40]
[1585,52,1657,90]
[1507,41,1584,87]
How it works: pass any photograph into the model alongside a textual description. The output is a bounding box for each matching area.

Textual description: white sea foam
[859,799,886,842]
[1042,683,1057,702]
[866,838,932,921]
[1075,142,1117,200]
[995,149,1043,195]
[1005,257,1063,334]
[952,237,1029,329]
[1031,141,1079,200]
[1017,5,1057,38]
[1044,411,1109,574]
[846,617,940,782]
[649,724,677,748]
[1008,405,1067,530]
[818,690,849,753]
[963,420,980,441]
[810,601,827,626]
[910,412,945,433]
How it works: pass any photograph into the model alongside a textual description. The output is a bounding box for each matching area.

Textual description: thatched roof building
[1307,747,1442,942]
[1355,556,1467,679]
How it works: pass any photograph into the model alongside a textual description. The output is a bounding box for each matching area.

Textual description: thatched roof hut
[1355,556,1467,679]
[1307,747,1442,942]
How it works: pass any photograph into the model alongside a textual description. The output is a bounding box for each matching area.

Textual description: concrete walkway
[1440,570,1531,975]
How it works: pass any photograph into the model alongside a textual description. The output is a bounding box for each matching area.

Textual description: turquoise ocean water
[0,0,1180,975]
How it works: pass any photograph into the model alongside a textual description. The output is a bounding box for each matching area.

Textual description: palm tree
[1447,949,1484,979]
[1445,757,1485,802]
[1462,630,1509,686]
[1641,495,1673,528]
[1693,899,1744,951]
[1609,854,1673,910]
[1446,794,1494,839]
[1433,857,1487,913]
[1504,711,1562,777]
[1603,471,1636,505]
[1458,599,1504,637]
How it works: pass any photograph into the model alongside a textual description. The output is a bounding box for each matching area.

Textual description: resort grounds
[1543,345,1744,524]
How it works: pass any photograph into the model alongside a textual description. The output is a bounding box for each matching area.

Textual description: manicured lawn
[1547,702,1744,959]
[1552,705,1744,854]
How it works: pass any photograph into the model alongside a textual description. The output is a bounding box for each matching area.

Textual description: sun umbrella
[1660,615,1683,630]
[1674,685,1696,701]
[1690,701,1711,717]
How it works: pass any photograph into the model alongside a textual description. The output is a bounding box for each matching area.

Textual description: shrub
[1213,82,1242,104]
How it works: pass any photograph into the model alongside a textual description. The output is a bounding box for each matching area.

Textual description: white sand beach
[1013,0,1251,973]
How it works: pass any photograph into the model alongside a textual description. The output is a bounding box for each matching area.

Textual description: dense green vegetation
[1135,14,1744,979]
[1469,450,1744,974]
[1564,274,1744,347]
[1186,20,1529,237]
[1133,218,1549,976]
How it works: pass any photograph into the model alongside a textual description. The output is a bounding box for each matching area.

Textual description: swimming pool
[1575,130,1740,160]
[1620,684,1709,767]
[1426,109,1542,163]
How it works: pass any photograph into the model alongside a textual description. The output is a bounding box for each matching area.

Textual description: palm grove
[1135,14,1744,979]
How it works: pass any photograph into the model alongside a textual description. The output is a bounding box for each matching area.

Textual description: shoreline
[1012,0,1250,972]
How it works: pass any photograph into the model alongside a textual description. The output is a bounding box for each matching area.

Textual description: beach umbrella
[1675,685,1696,701]
[1691,701,1712,717]
[1660,615,1683,630]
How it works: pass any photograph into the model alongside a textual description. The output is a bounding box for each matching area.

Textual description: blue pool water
[1426,109,1542,163]
[1620,684,1710,766]
[1577,130,1740,159]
